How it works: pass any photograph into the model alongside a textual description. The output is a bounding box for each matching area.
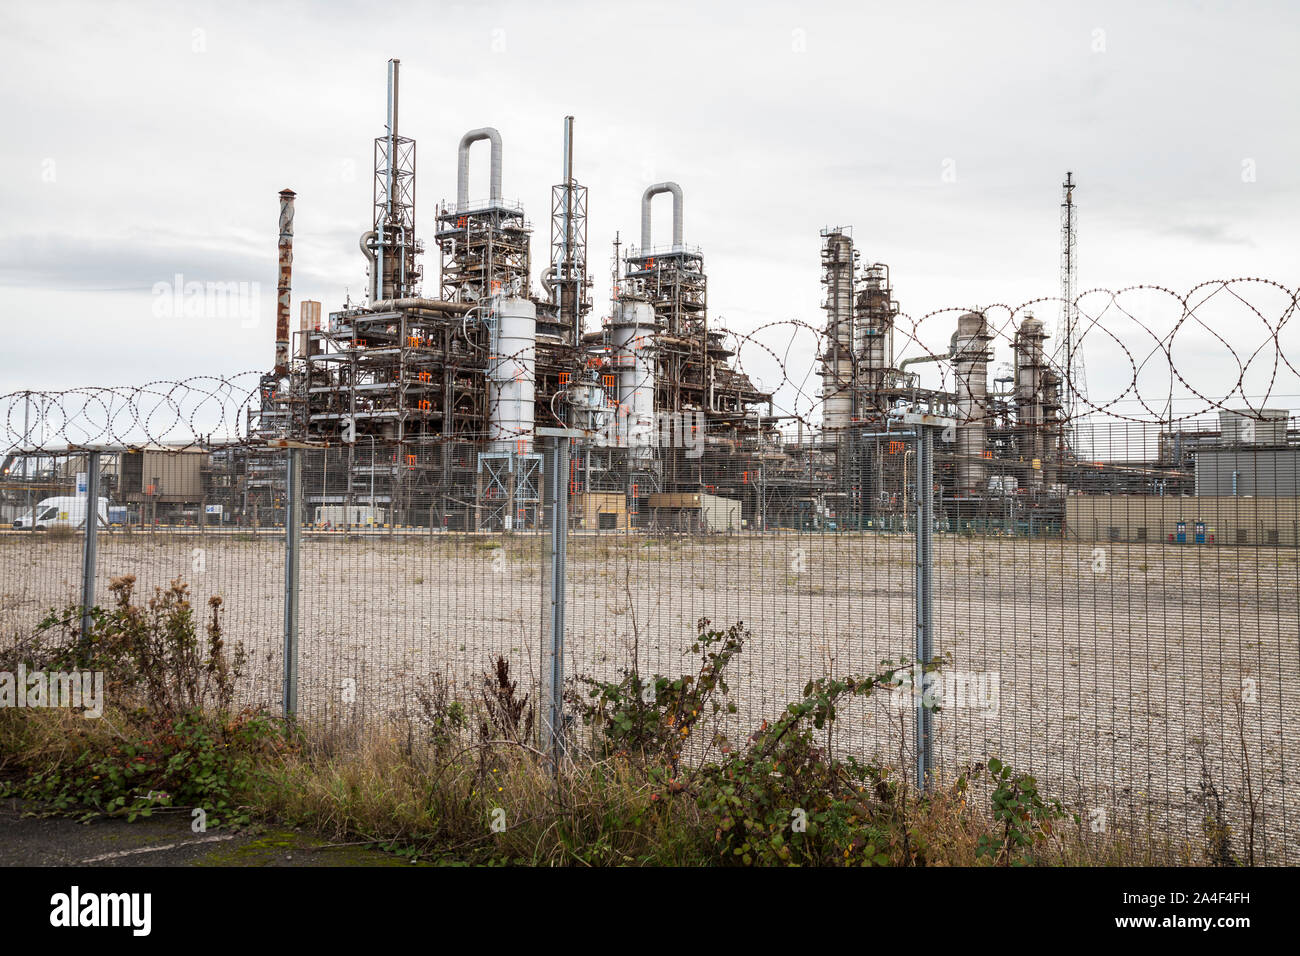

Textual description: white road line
[79,834,235,863]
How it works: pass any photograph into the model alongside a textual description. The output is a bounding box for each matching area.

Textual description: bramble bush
[565,619,1074,866]
[567,619,744,774]
[0,575,282,827]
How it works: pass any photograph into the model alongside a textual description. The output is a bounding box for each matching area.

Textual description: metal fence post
[79,450,101,636]
[283,447,302,719]
[23,392,35,538]
[540,434,570,766]
[914,426,935,791]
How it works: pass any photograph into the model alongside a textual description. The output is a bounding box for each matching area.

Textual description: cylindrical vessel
[488,297,536,453]
[820,231,855,433]
[610,298,657,464]
[855,264,894,407]
[1015,313,1059,490]
[951,311,991,495]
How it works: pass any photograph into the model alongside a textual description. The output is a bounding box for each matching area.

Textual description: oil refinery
[6,58,1296,542]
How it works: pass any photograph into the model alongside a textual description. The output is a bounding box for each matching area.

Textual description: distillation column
[854,263,895,418]
[819,229,856,434]
[1014,312,1061,492]
[951,311,993,495]
[609,297,657,468]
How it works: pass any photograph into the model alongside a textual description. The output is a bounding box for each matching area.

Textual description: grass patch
[0,583,1199,866]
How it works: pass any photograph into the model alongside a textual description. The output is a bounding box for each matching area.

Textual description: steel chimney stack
[275,188,296,376]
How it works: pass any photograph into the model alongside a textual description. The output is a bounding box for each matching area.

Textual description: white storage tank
[609,298,657,463]
[488,296,536,453]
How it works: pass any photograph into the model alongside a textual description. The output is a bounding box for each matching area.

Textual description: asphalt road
[0,797,413,867]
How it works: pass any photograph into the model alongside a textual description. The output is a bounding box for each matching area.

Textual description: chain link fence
[2,278,1298,863]
[1,421,1295,863]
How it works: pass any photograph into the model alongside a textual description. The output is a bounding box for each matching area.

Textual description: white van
[12,496,111,531]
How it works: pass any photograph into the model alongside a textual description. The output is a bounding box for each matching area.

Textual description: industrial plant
[4,59,1297,543]
[247,58,785,532]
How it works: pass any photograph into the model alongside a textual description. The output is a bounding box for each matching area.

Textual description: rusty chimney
[275,188,296,376]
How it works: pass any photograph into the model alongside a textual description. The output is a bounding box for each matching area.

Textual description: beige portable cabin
[647,492,741,532]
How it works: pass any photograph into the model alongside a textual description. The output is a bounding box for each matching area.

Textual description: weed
[479,656,533,745]
[567,619,744,773]
[966,758,1068,866]
[0,575,277,828]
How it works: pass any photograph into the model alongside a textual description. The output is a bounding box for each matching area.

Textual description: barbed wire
[2,373,264,453]
[2,279,1296,453]
[727,277,1299,427]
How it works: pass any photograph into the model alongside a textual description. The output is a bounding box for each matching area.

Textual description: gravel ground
[3,529,1297,863]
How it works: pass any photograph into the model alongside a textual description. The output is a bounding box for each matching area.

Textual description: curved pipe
[898,352,947,388]
[359,231,377,301]
[457,127,503,209]
[640,182,683,252]
[367,297,473,315]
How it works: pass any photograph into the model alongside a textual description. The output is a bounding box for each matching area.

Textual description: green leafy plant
[567,618,745,773]
[3,575,246,719]
[411,671,467,755]
[0,575,278,827]
[9,709,280,826]
[968,758,1067,866]
[694,667,907,866]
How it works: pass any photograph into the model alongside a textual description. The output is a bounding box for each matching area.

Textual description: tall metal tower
[366,59,422,303]
[549,115,590,340]
[1055,172,1086,442]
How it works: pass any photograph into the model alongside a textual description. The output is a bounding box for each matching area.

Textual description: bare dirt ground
[3,529,1297,863]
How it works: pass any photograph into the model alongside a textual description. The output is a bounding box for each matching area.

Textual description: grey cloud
[1157,221,1255,248]
[0,0,1296,397]
[0,232,353,293]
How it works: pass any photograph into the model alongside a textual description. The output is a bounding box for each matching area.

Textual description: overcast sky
[1,0,1297,426]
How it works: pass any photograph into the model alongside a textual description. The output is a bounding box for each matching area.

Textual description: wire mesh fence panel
[548,440,924,780]
[0,453,88,645]
[2,276,1299,864]
[94,525,287,715]
[927,420,1300,864]
[292,443,549,743]
[560,492,920,768]
[0,449,288,713]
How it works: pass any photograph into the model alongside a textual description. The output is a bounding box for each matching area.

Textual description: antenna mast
[1056,171,1085,448]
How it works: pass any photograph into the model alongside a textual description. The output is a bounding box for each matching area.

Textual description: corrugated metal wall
[1195,448,1300,496]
